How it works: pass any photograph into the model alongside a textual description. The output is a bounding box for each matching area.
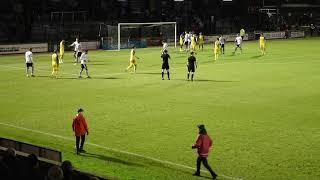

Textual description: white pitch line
[0,122,242,180]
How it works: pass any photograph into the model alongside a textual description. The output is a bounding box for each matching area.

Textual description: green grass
[0,38,320,180]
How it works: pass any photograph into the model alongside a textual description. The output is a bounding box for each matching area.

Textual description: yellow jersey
[214,41,220,53]
[191,36,195,45]
[259,36,265,45]
[59,41,64,53]
[199,35,204,44]
[240,29,245,37]
[52,53,59,66]
[179,35,183,45]
[130,49,136,61]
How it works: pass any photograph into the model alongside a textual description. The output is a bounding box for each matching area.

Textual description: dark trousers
[76,135,86,152]
[196,156,217,177]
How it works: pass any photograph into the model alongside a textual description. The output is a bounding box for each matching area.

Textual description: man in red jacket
[192,124,217,179]
[72,108,89,155]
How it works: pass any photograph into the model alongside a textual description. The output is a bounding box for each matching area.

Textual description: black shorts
[188,65,195,72]
[26,63,33,67]
[221,44,225,48]
[162,63,169,70]
[241,36,244,40]
[236,44,241,48]
[184,41,188,45]
[77,52,82,57]
[81,64,88,70]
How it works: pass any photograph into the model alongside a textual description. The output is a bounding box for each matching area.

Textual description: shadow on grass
[90,76,120,80]
[35,75,79,80]
[89,63,109,66]
[137,72,161,75]
[80,152,144,167]
[175,78,239,83]
[250,55,263,59]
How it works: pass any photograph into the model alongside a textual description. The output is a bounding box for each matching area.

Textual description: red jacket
[192,134,213,157]
[72,113,88,136]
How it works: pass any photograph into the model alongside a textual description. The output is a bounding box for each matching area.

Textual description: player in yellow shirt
[179,33,184,52]
[190,34,196,51]
[59,40,65,63]
[198,33,204,51]
[259,33,266,55]
[51,50,59,78]
[214,38,221,61]
[240,28,245,40]
[126,46,139,72]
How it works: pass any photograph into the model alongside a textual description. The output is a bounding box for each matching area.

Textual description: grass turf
[0,37,320,180]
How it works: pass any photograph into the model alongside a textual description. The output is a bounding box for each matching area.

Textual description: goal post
[97,22,177,51]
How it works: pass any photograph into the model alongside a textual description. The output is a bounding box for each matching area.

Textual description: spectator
[61,160,74,180]
[310,23,316,36]
[2,148,21,179]
[47,165,63,180]
[72,108,89,155]
[192,124,217,179]
[26,154,43,180]
[0,160,9,179]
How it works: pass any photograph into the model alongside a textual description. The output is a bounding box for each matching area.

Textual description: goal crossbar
[117,22,177,51]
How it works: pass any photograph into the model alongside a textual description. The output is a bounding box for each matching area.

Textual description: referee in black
[161,50,171,80]
[187,51,197,81]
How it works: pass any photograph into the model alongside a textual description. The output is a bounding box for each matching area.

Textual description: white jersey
[25,51,33,63]
[219,37,225,44]
[235,36,242,45]
[162,43,168,52]
[184,33,191,43]
[80,53,88,64]
[70,41,80,52]
[184,34,188,43]
[187,33,191,42]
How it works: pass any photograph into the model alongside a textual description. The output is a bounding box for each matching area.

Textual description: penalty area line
[0,122,242,180]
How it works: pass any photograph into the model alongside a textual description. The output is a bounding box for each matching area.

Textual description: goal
[100,22,177,50]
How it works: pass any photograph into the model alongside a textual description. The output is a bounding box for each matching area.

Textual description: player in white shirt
[219,35,226,54]
[69,38,81,64]
[161,41,168,54]
[233,34,242,55]
[79,50,90,78]
[184,31,191,51]
[25,48,34,77]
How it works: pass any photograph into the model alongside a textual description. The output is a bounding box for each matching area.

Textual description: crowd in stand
[0,148,101,180]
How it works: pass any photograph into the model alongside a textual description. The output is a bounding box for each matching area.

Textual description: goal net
[100,22,177,50]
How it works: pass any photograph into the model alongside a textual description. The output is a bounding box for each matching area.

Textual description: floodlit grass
[0,37,320,180]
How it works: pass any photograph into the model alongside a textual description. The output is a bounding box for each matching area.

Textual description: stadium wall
[0,43,48,55]
[204,31,305,44]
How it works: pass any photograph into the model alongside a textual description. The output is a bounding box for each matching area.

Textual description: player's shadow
[89,63,109,66]
[196,79,238,82]
[176,78,238,83]
[137,72,160,75]
[35,75,79,80]
[79,152,144,167]
[251,55,263,59]
[91,76,120,80]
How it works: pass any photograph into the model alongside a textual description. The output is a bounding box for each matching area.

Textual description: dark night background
[0,0,319,43]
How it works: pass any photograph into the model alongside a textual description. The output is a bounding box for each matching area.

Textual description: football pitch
[0,38,320,180]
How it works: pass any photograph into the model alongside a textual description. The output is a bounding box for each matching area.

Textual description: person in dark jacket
[192,124,217,179]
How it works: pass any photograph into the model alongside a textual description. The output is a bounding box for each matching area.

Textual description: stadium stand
[0,138,112,180]
[0,0,318,44]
